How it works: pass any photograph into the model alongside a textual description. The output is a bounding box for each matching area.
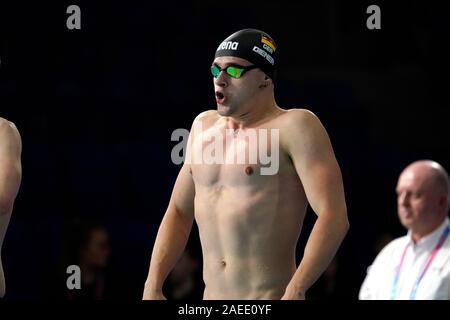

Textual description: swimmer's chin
[217,104,233,116]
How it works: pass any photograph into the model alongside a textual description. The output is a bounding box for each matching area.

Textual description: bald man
[359,160,450,300]
[0,118,22,298]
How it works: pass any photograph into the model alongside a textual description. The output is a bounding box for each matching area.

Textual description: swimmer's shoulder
[277,108,330,151]
[192,110,219,127]
[0,117,21,144]
[0,117,17,132]
[277,108,321,129]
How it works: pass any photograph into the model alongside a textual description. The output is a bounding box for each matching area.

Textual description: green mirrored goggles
[211,63,258,79]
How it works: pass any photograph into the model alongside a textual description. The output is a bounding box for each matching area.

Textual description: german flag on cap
[261,35,276,52]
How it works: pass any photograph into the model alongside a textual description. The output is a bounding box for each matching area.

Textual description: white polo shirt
[359,217,450,300]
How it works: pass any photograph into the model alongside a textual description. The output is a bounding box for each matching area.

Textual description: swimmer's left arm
[281,109,349,300]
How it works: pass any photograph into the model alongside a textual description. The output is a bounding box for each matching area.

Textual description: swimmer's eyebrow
[213,62,248,68]
[212,62,227,68]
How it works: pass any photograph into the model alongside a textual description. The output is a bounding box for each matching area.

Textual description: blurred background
[1,0,449,299]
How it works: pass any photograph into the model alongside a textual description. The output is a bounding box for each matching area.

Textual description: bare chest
[188,125,288,186]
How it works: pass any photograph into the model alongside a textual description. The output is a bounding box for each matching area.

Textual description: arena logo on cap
[218,41,239,51]
[253,46,274,65]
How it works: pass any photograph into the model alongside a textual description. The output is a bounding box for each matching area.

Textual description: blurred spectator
[48,218,122,300]
[360,160,450,300]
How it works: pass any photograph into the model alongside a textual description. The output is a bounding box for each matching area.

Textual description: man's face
[396,167,441,232]
[212,56,264,117]
[81,228,110,269]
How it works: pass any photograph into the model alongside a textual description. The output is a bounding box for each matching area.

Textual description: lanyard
[391,225,450,300]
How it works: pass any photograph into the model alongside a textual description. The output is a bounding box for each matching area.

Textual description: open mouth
[215,92,225,104]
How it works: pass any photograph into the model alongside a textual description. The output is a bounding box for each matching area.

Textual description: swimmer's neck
[223,101,283,129]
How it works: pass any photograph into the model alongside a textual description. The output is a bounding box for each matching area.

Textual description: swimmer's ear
[260,76,271,88]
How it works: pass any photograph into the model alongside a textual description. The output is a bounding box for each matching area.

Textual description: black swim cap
[214,28,278,80]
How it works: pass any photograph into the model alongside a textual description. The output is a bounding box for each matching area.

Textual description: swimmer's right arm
[143,122,197,300]
[143,163,195,300]
[143,111,214,300]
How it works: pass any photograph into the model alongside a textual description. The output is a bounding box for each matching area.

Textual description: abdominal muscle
[202,255,296,300]
[194,176,306,300]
